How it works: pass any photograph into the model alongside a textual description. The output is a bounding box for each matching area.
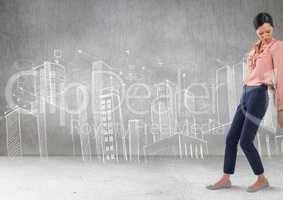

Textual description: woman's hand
[267,85,276,105]
[278,109,283,128]
[269,85,283,127]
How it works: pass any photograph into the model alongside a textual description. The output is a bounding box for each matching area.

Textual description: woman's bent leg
[223,104,246,174]
[239,88,268,175]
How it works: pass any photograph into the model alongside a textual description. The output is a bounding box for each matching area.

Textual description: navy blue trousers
[223,84,268,175]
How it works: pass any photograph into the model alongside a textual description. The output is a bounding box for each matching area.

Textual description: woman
[206,12,283,192]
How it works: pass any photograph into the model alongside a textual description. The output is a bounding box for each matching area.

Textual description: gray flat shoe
[206,180,232,190]
[246,180,270,193]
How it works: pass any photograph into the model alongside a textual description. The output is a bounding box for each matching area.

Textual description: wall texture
[0,0,283,157]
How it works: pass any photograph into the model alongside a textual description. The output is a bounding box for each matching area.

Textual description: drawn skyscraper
[91,60,116,159]
[92,61,126,161]
[151,80,177,142]
[98,88,127,162]
[33,61,66,157]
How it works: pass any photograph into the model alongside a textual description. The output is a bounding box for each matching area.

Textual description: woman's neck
[261,38,273,45]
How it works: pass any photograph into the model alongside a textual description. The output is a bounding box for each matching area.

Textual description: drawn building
[151,80,178,142]
[147,79,208,159]
[69,67,93,159]
[92,61,117,158]
[144,133,208,159]
[5,107,23,157]
[97,87,127,162]
[275,128,283,155]
[70,114,82,156]
[254,127,277,158]
[32,61,66,156]
[127,119,148,161]
[5,106,39,157]
[215,65,237,125]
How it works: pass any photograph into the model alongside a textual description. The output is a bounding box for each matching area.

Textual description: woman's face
[256,23,273,44]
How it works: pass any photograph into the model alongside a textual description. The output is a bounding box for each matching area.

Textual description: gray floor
[0,156,282,200]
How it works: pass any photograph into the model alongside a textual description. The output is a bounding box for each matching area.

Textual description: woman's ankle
[222,174,230,181]
[257,174,267,181]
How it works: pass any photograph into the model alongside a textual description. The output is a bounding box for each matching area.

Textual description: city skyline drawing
[2,49,282,161]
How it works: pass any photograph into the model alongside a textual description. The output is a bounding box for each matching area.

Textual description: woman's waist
[243,83,267,93]
[243,66,274,83]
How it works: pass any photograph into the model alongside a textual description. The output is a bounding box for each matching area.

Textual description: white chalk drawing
[5,107,24,158]
[151,80,178,142]
[128,119,147,161]
[33,61,66,157]
[3,48,283,162]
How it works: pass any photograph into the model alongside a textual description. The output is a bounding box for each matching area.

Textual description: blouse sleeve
[271,41,283,110]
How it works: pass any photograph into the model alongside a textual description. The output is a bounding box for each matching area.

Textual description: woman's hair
[253,12,274,30]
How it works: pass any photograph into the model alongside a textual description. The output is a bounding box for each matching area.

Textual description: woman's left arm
[271,41,283,127]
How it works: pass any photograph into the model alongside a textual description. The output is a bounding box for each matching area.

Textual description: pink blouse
[243,38,283,110]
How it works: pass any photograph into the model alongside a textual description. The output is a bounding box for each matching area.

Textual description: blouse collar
[252,38,277,50]
[248,38,277,69]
